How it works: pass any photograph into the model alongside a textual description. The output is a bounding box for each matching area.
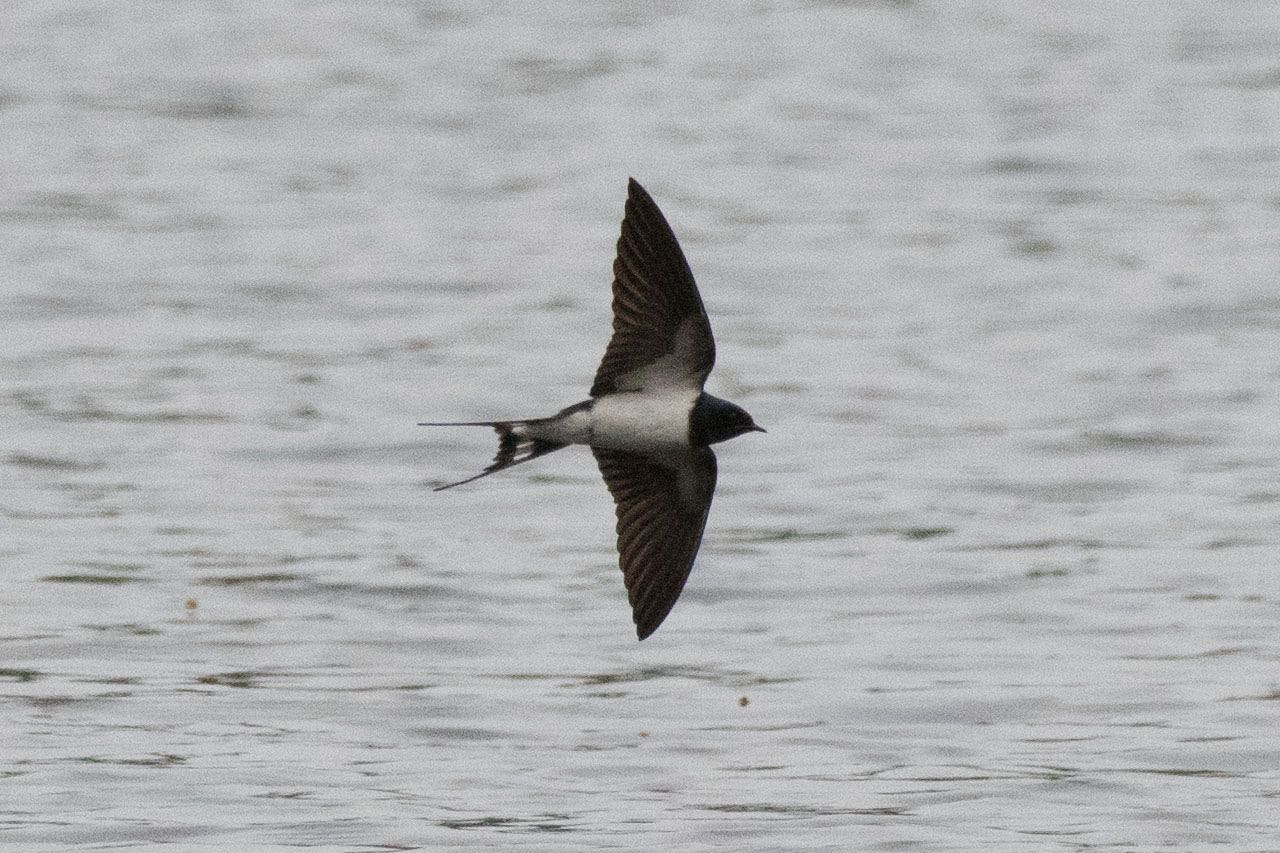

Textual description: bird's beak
[751,424,767,434]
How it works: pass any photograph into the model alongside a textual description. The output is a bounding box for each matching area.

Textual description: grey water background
[3,1,1279,849]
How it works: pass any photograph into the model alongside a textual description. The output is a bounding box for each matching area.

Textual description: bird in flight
[421,179,764,639]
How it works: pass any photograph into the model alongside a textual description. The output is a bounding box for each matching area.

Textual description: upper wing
[590,179,716,397]
[592,446,717,639]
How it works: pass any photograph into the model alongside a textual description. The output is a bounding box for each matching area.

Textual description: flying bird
[421,179,764,639]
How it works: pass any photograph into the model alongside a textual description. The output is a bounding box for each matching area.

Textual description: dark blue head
[689,393,766,447]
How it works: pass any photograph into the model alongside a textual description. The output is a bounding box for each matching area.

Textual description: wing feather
[591,179,716,397]
[592,446,717,639]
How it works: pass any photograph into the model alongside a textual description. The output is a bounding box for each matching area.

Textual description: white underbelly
[530,390,696,453]
[590,390,696,452]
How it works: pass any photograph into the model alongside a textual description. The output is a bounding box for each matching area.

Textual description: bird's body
[529,389,700,452]
[422,179,763,639]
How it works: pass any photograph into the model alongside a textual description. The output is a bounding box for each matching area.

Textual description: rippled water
[4,1,1279,849]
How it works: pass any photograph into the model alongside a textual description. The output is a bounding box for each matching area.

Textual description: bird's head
[691,394,766,446]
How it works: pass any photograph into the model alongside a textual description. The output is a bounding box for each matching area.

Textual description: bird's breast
[586,389,699,454]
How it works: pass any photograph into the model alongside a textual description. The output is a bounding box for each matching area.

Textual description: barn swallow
[421,179,763,639]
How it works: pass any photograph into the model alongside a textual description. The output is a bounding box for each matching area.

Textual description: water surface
[3,1,1279,849]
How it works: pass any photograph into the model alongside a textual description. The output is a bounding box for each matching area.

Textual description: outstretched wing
[591,179,716,397]
[592,446,717,639]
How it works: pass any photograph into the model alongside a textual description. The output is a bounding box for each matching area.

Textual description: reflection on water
[4,0,1280,848]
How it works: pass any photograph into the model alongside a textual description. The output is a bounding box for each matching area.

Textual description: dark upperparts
[688,393,765,447]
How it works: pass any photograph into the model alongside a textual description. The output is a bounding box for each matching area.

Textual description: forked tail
[418,419,565,491]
